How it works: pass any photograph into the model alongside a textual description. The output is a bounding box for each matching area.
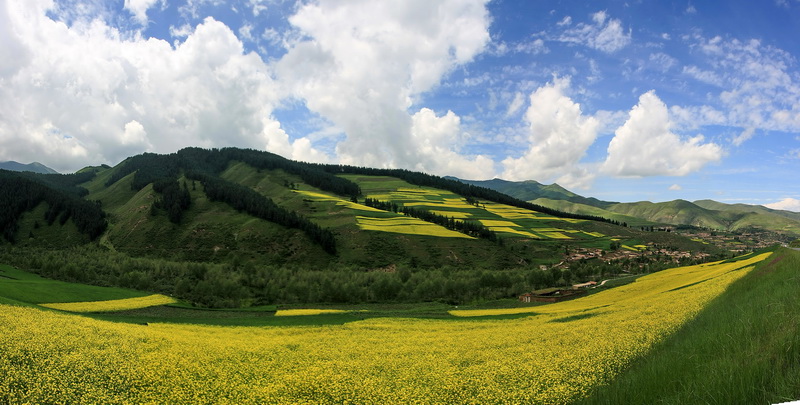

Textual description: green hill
[531,198,660,228]
[0,147,728,307]
[455,178,614,208]
[463,177,800,237]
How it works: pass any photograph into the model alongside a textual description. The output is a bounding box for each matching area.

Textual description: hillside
[0,147,728,307]
[456,178,614,209]
[466,178,800,237]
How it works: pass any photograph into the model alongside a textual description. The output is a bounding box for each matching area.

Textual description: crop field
[355,216,473,239]
[40,294,177,312]
[293,190,383,213]
[334,176,614,243]
[0,253,770,404]
[274,309,352,316]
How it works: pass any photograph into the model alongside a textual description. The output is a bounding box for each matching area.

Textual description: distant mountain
[693,199,800,222]
[452,178,615,209]
[457,177,800,236]
[0,161,58,174]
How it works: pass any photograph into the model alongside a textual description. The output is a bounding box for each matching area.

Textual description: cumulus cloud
[0,2,314,172]
[501,77,599,188]
[669,184,682,191]
[764,198,800,212]
[410,108,495,179]
[276,0,492,175]
[559,11,631,53]
[602,91,723,177]
[124,0,162,25]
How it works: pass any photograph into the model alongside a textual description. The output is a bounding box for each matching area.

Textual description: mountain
[463,177,800,236]
[0,148,730,307]
[0,161,58,174]
[454,178,614,209]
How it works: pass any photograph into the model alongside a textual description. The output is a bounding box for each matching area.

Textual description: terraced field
[325,175,613,243]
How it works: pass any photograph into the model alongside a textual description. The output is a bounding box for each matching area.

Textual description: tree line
[0,170,107,242]
[104,148,341,253]
[187,172,337,254]
[107,147,361,199]
[362,197,498,241]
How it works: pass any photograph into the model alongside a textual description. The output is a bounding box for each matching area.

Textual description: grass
[0,264,148,305]
[575,247,800,404]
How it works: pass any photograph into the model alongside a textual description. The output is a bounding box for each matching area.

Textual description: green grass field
[0,264,147,306]
[576,247,800,404]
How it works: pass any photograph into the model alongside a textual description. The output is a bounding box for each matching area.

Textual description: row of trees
[0,246,594,307]
[7,245,723,308]
[188,172,337,254]
[362,198,498,241]
[104,148,341,253]
[0,170,107,243]
[107,147,362,199]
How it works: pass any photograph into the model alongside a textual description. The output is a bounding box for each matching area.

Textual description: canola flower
[274,309,351,316]
[293,190,383,213]
[0,253,771,404]
[355,216,473,239]
[39,294,177,312]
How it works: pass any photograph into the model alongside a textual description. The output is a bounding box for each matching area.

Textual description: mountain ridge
[456,177,800,236]
[0,161,58,174]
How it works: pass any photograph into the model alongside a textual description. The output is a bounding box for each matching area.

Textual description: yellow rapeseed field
[0,253,769,404]
[355,216,474,239]
[293,190,384,212]
[274,309,350,316]
[40,294,177,312]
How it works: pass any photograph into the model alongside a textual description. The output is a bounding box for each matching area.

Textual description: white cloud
[559,11,631,53]
[169,24,193,38]
[764,198,800,212]
[121,120,151,148]
[669,184,682,191]
[679,35,800,138]
[594,109,628,134]
[0,3,314,172]
[276,0,492,175]
[682,65,723,86]
[602,91,723,177]
[123,0,162,26]
[515,38,549,55]
[410,108,495,179]
[649,52,678,72]
[505,92,525,118]
[501,77,599,188]
[247,0,270,17]
[732,127,756,146]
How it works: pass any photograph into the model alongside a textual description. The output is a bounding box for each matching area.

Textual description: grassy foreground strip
[576,247,800,405]
[0,253,770,404]
[40,294,177,312]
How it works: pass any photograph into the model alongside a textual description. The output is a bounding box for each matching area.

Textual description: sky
[1,0,800,209]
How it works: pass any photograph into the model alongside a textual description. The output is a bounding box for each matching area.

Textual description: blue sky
[1,0,799,209]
